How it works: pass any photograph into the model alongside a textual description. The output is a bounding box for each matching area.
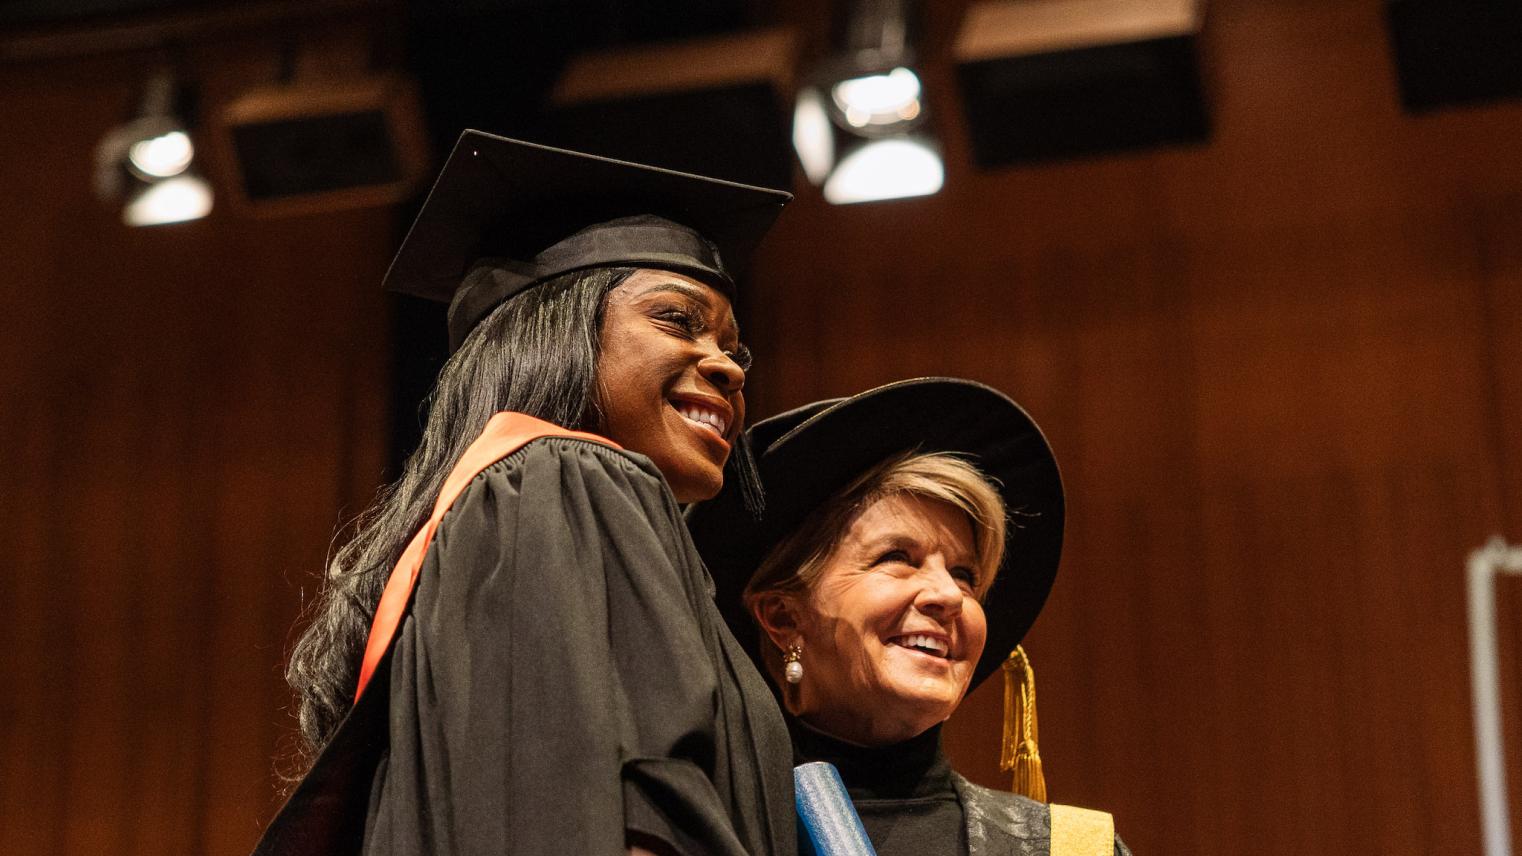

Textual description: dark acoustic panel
[216,77,429,217]
[231,111,403,200]
[538,82,795,194]
[955,35,1210,169]
[1388,0,1522,112]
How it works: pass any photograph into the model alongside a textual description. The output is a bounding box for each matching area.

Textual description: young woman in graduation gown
[688,378,1129,856]
[253,133,795,856]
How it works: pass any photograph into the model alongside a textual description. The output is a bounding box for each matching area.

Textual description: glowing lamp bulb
[122,174,213,226]
[793,88,836,185]
[822,138,944,205]
[128,130,194,179]
[832,67,923,128]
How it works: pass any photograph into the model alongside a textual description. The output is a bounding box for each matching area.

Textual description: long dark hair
[286,266,626,759]
[286,264,763,763]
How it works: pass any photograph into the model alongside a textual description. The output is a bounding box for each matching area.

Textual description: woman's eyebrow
[860,533,918,553]
[639,280,744,341]
[861,532,974,562]
[635,280,713,309]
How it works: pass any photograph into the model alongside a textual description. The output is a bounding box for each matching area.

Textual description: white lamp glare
[122,174,213,226]
[832,67,922,127]
[822,137,943,205]
[128,130,194,179]
[792,88,836,185]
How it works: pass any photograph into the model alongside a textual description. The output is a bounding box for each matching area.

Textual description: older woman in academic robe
[688,378,1130,856]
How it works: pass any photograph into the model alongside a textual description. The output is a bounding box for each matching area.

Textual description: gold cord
[1000,645,1047,801]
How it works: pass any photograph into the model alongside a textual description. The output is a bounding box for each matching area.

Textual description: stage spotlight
[794,0,943,204]
[95,72,213,227]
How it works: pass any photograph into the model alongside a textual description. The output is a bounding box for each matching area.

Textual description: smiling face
[595,268,749,503]
[765,493,989,745]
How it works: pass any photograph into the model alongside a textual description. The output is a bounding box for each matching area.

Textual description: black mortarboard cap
[686,377,1065,691]
[384,130,792,350]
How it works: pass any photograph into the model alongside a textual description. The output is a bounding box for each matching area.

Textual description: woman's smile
[886,632,951,659]
[669,394,733,448]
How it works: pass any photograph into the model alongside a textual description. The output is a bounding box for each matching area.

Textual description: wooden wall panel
[0,35,393,856]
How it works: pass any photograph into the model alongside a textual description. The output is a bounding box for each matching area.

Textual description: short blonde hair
[743,451,1007,613]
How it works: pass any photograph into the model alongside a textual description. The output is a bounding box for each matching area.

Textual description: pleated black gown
[254,437,796,856]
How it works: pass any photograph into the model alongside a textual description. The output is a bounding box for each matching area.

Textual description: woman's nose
[698,346,745,394]
[915,560,964,618]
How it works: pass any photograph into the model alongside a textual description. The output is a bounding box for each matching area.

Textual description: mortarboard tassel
[1000,645,1047,802]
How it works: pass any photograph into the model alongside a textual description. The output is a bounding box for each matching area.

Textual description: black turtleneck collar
[787,715,957,802]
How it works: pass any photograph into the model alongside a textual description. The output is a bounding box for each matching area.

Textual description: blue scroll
[794,761,878,856]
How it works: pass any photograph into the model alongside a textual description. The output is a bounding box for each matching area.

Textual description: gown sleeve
[371,437,755,856]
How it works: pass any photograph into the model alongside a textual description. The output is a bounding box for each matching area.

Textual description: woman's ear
[750,591,802,653]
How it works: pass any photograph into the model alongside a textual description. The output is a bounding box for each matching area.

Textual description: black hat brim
[687,377,1064,691]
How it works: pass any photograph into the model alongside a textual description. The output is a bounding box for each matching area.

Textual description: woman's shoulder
[424,422,694,574]
[951,773,1049,835]
[518,433,663,476]
[444,432,685,540]
[424,431,701,591]
[952,773,1131,856]
[475,432,670,497]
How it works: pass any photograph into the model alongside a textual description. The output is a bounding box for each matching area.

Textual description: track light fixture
[94,71,213,227]
[793,0,944,204]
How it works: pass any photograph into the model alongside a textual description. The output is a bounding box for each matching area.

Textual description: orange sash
[353,412,619,702]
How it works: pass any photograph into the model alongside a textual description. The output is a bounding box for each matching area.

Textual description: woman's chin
[865,708,951,745]
[818,689,959,745]
[655,451,726,503]
[876,685,963,731]
[668,467,724,503]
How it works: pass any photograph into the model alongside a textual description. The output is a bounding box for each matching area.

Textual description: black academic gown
[255,437,795,856]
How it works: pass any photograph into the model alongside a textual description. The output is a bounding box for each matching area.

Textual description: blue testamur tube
[794,762,878,856]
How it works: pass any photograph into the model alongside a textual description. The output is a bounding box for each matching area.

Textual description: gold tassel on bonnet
[1000,645,1046,801]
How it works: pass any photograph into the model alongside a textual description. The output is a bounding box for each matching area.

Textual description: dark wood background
[3,1,1520,854]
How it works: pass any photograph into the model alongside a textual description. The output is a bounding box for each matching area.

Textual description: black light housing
[952,0,1211,169]
[1387,0,1522,113]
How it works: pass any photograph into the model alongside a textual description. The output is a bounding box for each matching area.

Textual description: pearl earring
[783,644,803,684]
